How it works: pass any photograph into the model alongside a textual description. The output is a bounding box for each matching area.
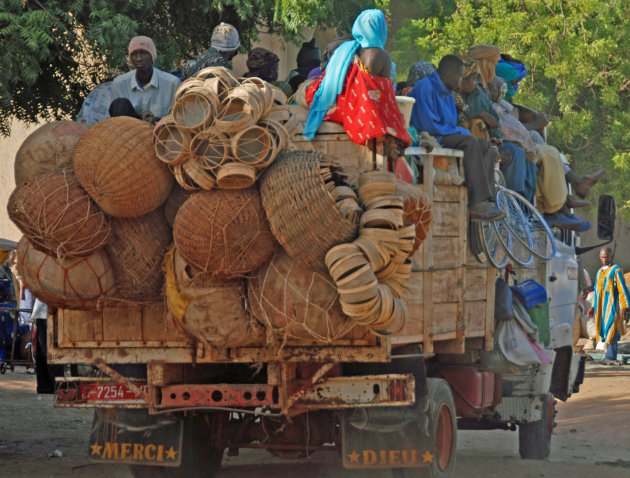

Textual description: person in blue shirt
[109,36,180,124]
[409,55,503,221]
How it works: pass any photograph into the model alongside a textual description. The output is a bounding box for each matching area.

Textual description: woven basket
[190,130,230,171]
[153,116,192,166]
[73,117,174,218]
[214,85,264,133]
[8,171,110,259]
[172,87,221,131]
[16,237,116,309]
[171,164,201,191]
[259,150,359,270]
[164,184,192,227]
[270,85,288,105]
[231,125,272,166]
[240,77,274,116]
[195,66,239,85]
[173,187,278,278]
[164,248,264,347]
[173,78,205,102]
[258,118,289,152]
[266,105,300,137]
[215,163,256,189]
[247,249,356,343]
[183,158,216,190]
[14,121,87,186]
[105,208,172,301]
[396,179,432,255]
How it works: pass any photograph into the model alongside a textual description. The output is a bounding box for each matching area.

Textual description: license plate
[87,383,148,401]
[89,408,183,466]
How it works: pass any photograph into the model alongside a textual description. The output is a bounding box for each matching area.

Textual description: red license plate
[87,383,148,401]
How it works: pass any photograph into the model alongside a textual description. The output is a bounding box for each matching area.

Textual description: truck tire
[518,393,554,460]
[399,378,457,478]
[129,415,224,478]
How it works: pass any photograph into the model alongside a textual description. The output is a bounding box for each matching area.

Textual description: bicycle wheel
[468,221,487,265]
[493,218,535,267]
[477,220,509,269]
[496,186,556,260]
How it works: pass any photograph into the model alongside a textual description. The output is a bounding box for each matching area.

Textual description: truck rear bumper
[54,374,415,412]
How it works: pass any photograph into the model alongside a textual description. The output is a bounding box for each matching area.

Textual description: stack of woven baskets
[8,87,432,346]
[154,66,298,191]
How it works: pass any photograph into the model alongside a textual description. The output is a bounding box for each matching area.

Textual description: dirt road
[1,363,629,478]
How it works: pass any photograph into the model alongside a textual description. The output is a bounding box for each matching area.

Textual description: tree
[0,0,385,135]
[390,0,630,218]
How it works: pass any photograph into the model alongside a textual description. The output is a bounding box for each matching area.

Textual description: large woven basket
[14,121,87,185]
[164,248,264,347]
[173,187,278,278]
[8,171,110,259]
[16,237,116,309]
[105,208,172,301]
[259,150,359,270]
[248,249,357,343]
[396,179,432,255]
[73,117,173,218]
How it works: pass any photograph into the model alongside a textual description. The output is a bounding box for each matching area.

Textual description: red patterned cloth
[306,57,411,147]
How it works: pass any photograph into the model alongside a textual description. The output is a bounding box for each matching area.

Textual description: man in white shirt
[109,35,180,123]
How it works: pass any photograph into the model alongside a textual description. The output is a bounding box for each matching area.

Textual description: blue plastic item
[511,279,547,309]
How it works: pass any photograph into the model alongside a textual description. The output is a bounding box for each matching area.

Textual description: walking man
[588,247,630,362]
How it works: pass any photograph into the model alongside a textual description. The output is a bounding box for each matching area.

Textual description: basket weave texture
[105,209,172,301]
[164,248,264,347]
[73,117,173,218]
[16,237,116,309]
[8,171,110,259]
[396,179,432,255]
[164,184,192,227]
[247,249,356,343]
[173,187,278,278]
[14,121,87,185]
[259,150,359,270]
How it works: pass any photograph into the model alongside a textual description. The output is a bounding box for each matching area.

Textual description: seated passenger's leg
[534,143,568,214]
[109,98,140,118]
[500,142,527,196]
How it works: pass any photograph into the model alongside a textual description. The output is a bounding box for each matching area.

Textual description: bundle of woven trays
[154,66,299,191]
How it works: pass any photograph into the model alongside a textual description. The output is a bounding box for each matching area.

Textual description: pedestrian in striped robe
[588,246,630,361]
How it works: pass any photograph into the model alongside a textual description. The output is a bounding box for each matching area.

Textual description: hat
[128,36,156,62]
[459,56,479,78]
[211,22,240,52]
[467,44,501,60]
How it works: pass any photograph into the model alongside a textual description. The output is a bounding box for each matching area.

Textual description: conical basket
[172,87,221,131]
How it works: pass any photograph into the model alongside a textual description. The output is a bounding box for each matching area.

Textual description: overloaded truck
[34,109,615,478]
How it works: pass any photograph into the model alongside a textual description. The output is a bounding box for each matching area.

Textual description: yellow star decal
[347,449,360,463]
[165,446,178,461]
[422,450,434,463]
[90,443,103,456]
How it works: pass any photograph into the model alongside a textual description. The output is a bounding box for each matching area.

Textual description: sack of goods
[8,68,432,348]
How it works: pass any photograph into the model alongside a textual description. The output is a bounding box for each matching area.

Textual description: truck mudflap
[88,408,183,466]
[341,407,432,469]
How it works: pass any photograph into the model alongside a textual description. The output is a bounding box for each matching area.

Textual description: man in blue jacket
[409,55,503,221]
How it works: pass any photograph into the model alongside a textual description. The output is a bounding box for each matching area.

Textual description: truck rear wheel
[518,393,554,460]
[129,415,224,478]
[398,378,457,478]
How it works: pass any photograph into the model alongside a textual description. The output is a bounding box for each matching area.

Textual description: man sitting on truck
[109,35,180,123]
[408,54,504,221]
[181,22,241,79]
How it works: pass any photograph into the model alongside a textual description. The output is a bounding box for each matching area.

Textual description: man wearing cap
[109,35,180,123]
[181,22,240,79]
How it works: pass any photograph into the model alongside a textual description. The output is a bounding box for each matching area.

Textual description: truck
[43,117,615,478]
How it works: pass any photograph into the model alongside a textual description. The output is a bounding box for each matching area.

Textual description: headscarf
[495,62,520,99]
[304,9,388,140]
[487,76,508,103]
[468,44,501,86]
[211,22,240,52]
[406,61,435,87]
[498,58,526,95]
[245,47,280,81]
[459,56,479,78]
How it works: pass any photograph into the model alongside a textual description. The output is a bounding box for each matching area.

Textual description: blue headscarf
[497,59,526,98]
[303,9,388,140]
[495,62,520,99]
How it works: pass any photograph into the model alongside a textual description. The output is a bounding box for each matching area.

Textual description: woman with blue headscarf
[304,9,411,154]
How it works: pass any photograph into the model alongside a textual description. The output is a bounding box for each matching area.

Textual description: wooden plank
[464,300,487,335]
[452,185,467,354]
[142,304,187,342]
[429,302,458,337]
[434,186,462,202]
[393,273,424,342]
[464,268,489,301]
[432,202,460,236]
[102,307,143,342]
[57,308,103,346]
[484,268,497,350]
[432,237,462,268]
[422,154,434,353]
[432,270,458,303]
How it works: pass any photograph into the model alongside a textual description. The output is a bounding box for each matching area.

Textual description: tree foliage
[0,0,383,135]
[390,0,630,218]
